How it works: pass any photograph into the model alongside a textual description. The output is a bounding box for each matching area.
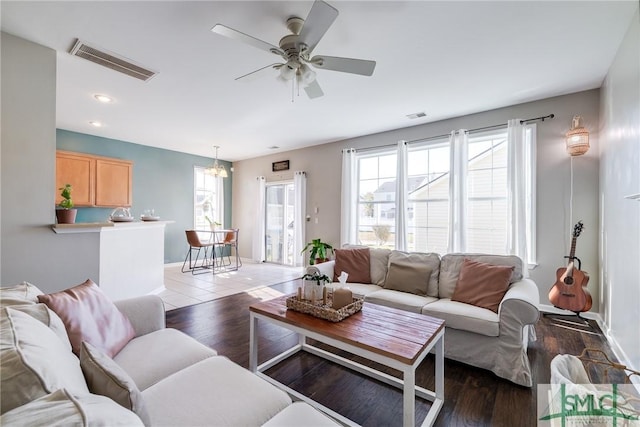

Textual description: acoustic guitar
[549,221,592,313]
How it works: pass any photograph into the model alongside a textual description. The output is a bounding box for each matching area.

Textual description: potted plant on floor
[55,183,77,224]
[301,238,334,265]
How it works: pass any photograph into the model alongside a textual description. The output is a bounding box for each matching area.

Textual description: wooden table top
[250,296,445,365]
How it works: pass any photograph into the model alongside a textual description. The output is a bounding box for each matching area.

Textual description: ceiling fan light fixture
[279,61,298,80]
[298,64,316,86]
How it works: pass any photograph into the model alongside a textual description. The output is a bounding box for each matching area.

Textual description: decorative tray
[110,217,135,222]
[286,294,363,322]
[141,216,160,221]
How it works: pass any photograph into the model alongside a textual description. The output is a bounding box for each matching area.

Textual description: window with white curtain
[193,166,223,230]
[349,125,536,263]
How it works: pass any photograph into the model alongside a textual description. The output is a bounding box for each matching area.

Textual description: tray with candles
[285,289,363,322]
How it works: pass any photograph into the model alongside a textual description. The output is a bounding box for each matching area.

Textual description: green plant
[302,272,331,285]
[300,238,334,265]
[204,216,221,228]
[58,184,74,209]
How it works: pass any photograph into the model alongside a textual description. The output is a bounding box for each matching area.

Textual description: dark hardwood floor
[166,280,622,427]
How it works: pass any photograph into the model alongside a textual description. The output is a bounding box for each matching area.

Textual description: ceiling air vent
[406,112,427,120]
[69,39,157,82]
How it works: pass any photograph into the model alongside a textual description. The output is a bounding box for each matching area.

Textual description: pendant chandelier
[565,115,590,156]
[206,145,228,178]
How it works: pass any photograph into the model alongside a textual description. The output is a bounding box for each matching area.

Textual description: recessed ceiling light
[94,94,114,103]
[268,146,280,149]
[89,121,103,127]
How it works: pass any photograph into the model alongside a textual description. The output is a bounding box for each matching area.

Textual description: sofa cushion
[114,328,217,391]
[142,357,292,426]
[365,289,438,314]
[439,254,523,298]
[386,251,440,297]
[0,307,89,414]
[451,259,514,313]
[262,402,340,426]
[0,389,144,426]
[333,248,371,283]
[80,341,151,426]
[325,283,383,298]
[343,245,390,285]
[421,299,500,337]
[38,279,136,357]
[384,261,432,296]
[0,281,43,307]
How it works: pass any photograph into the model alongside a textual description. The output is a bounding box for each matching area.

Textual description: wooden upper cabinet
[56,151,95,206]
[55,150,133,208]
[95,158,133,207]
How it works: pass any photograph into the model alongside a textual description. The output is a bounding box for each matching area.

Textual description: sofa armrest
[114,295,166,337]
[306,260,336,280]
[497,279,540,337]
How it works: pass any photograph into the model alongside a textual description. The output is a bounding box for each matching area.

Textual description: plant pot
[314,258,330,265]
[303,280,325,301]
[56,208,77,224]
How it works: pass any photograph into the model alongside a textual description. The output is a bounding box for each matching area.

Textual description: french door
[265,182,295,265]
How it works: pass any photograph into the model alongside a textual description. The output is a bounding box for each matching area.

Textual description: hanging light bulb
[298,64,316,87]
[565,115,590,156]
[279,60,298,81]
[205,145,228,178]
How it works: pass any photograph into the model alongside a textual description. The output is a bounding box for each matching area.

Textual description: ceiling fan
[211,0,376,99]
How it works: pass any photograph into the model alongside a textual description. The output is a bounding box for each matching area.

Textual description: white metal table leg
[403,368,416,427]
[249,312,258,372]
[435,335,444,400]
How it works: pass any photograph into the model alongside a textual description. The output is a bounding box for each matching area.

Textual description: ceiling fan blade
[304,79,324,99]
[298,1,338,54]
[310,55,376,76]
[211,24,285,58]
[235,63,281,82]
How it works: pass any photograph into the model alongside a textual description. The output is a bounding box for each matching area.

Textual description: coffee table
[249,296,445,427]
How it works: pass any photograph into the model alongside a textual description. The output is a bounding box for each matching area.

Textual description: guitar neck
[568,237,577,261]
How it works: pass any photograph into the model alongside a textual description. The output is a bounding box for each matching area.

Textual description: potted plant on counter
[301,238,334,265]
[55,184,77,224]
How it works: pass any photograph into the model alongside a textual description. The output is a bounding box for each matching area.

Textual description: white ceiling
[1,1,637,162]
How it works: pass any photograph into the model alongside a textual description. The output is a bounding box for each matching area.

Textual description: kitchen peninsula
[52,220,173,300]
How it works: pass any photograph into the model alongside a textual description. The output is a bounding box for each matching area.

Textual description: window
[348,124,536,264]
[356,151,396,248]
[194,167,223,230]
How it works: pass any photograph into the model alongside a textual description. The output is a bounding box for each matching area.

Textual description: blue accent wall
[56,129,232,263]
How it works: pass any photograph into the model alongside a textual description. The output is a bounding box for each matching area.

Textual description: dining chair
[213,229,241,271]
[181,230,215,275]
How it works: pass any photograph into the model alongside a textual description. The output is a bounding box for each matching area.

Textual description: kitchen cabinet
[55,150,133,207]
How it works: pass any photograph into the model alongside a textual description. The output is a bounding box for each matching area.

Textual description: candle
[322,287,328,305]
[332,287,352,310]
[311,288,316,303]
[297,287,302,300]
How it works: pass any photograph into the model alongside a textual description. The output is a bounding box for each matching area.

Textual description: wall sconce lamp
[566,115,590,156]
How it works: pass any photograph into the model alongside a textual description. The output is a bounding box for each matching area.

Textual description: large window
[194,167,223,230]
[349,125,536,264]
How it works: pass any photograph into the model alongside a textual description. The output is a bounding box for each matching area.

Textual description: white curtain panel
[448,130,469,253]
[215,176,224,226]
[252,176,266,263]
[395,141,408,251]
[507,119,529,273]
[293,171,306,267]
[340,148,357,246]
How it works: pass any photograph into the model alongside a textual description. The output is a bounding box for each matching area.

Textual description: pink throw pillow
[451,259,514,313]
[333,248,372,283]
[37,279,135,357]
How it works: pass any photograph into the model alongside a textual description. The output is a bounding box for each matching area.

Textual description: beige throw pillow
[0,307,89,414]
[0,281,43,307]
[384,262,432,296]
[333,248,372,283]
[80,341,151,426]
[451,259,514,313]
[37,279,135,357]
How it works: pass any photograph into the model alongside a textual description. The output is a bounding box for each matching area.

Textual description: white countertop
[52,220,174,234]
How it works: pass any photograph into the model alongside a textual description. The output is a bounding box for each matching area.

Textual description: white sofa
[309,250,540,387]
[0,282,338,426]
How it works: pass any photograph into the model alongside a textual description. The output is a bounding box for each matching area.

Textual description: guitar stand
[544,311,599,334]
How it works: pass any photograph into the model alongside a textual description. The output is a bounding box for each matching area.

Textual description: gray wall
[1,32,100,290]
[599,10,640,373]
[56,129,232,264]
[233,90,601,312]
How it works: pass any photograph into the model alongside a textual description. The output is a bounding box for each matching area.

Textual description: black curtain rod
[354,113,555,152]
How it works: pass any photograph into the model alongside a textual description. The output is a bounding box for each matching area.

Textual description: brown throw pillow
[384,262,431,296]
[333,248,372,283]
[451,259,514,313]
[37,279,135,357]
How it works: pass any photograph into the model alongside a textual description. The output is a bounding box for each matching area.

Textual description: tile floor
[159,259,304,311]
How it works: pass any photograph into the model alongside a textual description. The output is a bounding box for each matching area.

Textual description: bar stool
[213,229,241,271]
[181,230,214,275]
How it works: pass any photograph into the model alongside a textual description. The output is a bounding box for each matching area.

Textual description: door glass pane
[265,183,295,265]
